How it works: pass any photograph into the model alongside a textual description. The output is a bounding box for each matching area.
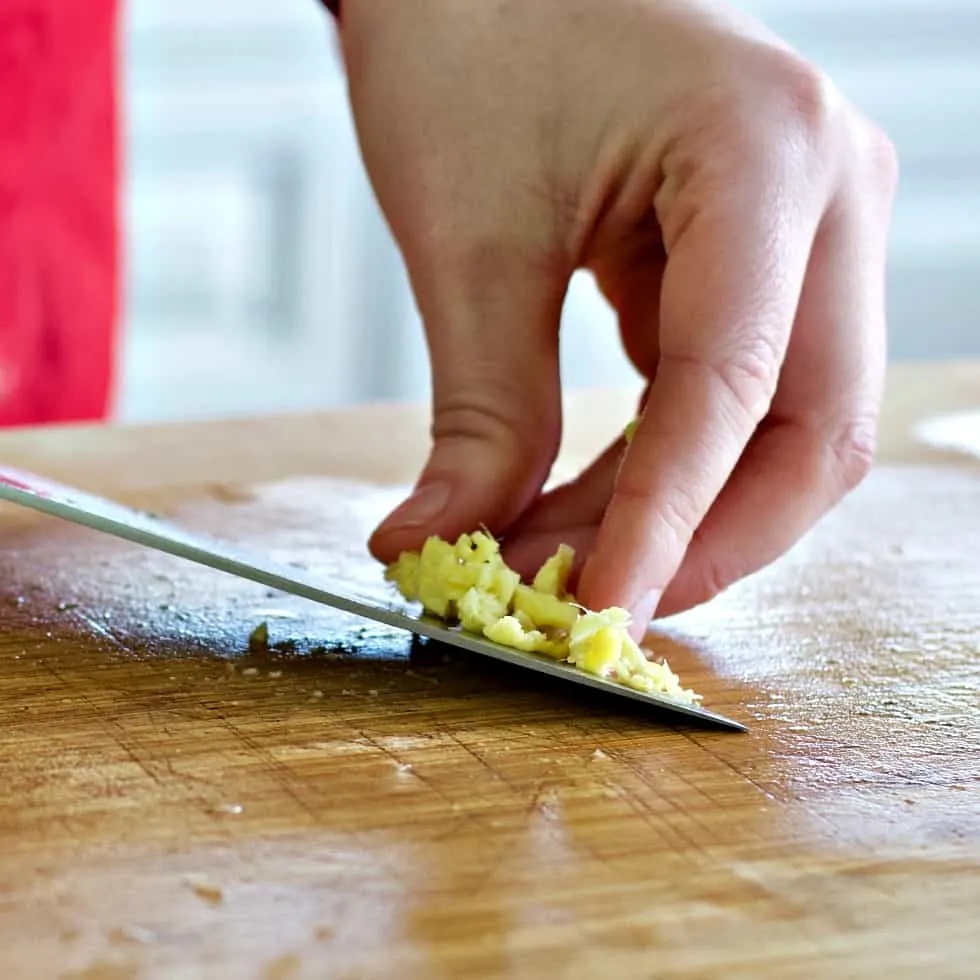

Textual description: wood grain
[0,362,978,979]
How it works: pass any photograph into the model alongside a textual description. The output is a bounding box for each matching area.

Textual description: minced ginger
[385,530,699,705]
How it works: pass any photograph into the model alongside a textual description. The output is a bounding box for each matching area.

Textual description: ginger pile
[385,530,699,705]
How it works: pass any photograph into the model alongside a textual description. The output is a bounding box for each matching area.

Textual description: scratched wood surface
[0,362,978,980]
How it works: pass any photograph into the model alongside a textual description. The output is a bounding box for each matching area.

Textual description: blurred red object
[0,0,119,427]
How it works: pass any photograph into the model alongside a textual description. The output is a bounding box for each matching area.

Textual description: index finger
[577,172,823,627]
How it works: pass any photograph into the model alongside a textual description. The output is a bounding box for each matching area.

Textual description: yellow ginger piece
[417,536,459,617]
[385,550,420,602]
[457,587,509,635]
[484,616,566,659]
[513,608,537,632]
[623,418,639,444]
[531,543,575,596]
[513,584,578,632]
[568,607,636,676]
[569,623,622,677]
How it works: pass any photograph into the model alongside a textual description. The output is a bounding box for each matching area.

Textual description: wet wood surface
[0,362,978,979]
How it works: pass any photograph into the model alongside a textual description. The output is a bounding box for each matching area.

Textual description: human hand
[340,0,897,635]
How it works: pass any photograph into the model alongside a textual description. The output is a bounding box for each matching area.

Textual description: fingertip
[367,480,452,562]
[367,524,421,565]
[627,590,659,643]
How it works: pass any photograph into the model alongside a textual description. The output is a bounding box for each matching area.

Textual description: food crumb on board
[110,924,158,945]
[264,954,304,980]
[185,876,224,906]
[248,621,269,653]
[241,667,259,677]
[268,670,283,679]
[591,748,609,761]
[311,689,324,699]
[215,803,244,815]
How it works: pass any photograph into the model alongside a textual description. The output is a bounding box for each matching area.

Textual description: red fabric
[0,0,119,427]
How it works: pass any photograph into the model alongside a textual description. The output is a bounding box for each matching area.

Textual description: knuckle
[432,394,518,447]
[722,338,783,417]
[614,477,706,559]
[662,339,782,436]
[861,122,900,195]
[431,388,555,466]
[827,415,878,492]
[421,223,567,290]
[612,470,705,558]
[420,233,510,296]
[658,481,705,548]
[736,49,849,190]
[757,50,838,149]
[693,336,782,426]
[755,51,899,202]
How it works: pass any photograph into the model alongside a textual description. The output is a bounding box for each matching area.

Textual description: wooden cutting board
[0,363,978,980]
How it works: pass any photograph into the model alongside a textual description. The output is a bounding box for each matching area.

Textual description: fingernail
[376,481,451,533]
[629,591,659,641]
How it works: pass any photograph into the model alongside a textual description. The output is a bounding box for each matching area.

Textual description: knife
[0,466,745,731]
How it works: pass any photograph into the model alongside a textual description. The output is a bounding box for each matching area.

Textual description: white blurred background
[116,0,980,423]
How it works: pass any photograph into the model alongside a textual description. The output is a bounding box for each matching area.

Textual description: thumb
[368,253,566,564]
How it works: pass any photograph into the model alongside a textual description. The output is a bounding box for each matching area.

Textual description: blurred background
[116,0,980,423]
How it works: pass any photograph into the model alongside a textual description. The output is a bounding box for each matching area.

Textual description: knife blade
[0,466,746,731]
